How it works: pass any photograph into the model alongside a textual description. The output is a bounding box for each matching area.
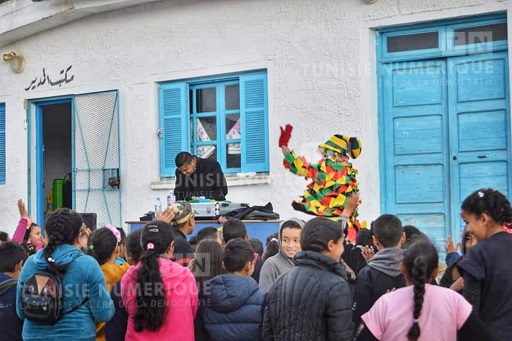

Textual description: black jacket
[174,157,228,201]
[172,229,193,267]
[104,281,127,341]
[263,251,354,341]
[352,248,406,340]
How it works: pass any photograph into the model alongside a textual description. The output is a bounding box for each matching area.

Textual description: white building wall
[0,0,510,234]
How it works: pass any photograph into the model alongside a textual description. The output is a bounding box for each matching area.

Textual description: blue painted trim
[376,63,387,214]
[29,96,73,229]
[378,12,506,34]
[160,70,266,87]
[378,13,507,62]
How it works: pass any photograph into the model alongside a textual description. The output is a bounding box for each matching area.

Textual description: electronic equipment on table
[191,201,249,220]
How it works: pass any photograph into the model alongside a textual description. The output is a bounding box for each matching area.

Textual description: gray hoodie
[367,247,404,276]
[259,218,304,292]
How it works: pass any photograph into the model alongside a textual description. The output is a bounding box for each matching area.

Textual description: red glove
[279,124,293,147]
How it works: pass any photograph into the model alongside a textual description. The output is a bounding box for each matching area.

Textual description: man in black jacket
[174,152,228,201]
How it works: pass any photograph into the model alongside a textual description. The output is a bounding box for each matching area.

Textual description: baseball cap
[169,201,199,226]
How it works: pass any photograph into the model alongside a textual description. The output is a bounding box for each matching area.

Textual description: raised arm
[12,199,32,243]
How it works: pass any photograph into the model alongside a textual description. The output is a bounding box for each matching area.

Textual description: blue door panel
[457,110,507,152]
[448,52,510,235]
[455,59,506,102]
[381,59,450,251]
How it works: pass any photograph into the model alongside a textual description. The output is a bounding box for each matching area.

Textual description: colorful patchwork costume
[279,125,362,243]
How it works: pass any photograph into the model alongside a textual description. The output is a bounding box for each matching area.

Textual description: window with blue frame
[159,71,269,178]
[0,103,5,184]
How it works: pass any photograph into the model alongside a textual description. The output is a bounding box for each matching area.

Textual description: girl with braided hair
[457,188,512,340]
[15,208,114,341]
[360,241,490,341]
[120,220,198,341]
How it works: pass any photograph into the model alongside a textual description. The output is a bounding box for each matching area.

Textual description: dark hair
[196,226,219,243]
[175,152,194,168]
[22,222,40,244]
[189,235,198,246]
[249,238,264,257]
[461,188,512,228]
[355,228,373,247]
[190,240,225,295]
[87,227,118,265]
[403,241,438,341]
[134,221,174,332]
[117,227,127,246]
[461,230,473,255]
[0,231,9,242]
[372,214,403,248]
[125,229,144,265]
[44,208,83,272]
[23,243,37,256]
[0,241,28,272]
[280,220,303,239]
[222,218,247,243]
[223,238,254,273]
[401,225,429,250]
[263,232,279,261]
[301,217,343,252]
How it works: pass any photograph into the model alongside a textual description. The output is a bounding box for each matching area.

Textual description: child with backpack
[121,220,198,341]
[361,240,491,341]
[16,208,114,341]
[0,241,28,341]
[457,188,512,340]
[87,225,130,340]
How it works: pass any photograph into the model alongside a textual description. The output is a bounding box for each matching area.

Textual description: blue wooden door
[448,52,511,233]
[381,53,511,247]
[381,60,450,248]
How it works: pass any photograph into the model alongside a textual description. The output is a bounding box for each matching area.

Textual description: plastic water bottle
[166,191,175,208]
[154,197,162,213]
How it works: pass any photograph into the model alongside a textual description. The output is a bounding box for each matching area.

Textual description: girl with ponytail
[121,220,198,341]
[360,241,490,341]
[457,188,512,340]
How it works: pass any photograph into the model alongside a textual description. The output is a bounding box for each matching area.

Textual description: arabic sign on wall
[25,65,75,91]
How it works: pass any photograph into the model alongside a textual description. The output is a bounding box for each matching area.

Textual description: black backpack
[21,254,88,325]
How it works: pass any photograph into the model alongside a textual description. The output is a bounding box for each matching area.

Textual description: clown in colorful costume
[279,124,362,243]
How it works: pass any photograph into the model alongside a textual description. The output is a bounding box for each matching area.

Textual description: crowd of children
[0,187,511,340]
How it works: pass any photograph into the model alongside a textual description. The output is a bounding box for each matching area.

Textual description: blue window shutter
[240,72,269,172]
[0,104,5,183]
[159,83,188,177]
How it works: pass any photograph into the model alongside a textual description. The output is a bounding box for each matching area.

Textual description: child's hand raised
[156,207,175,224]
[445,236,460,254]
[18,199,29,218]
[361,245,375,263]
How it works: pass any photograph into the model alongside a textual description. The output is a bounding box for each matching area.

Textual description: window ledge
[150,173,271,190]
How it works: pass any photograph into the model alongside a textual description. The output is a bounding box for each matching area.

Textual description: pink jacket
[12,218,44,250]
[121,258,198,341]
